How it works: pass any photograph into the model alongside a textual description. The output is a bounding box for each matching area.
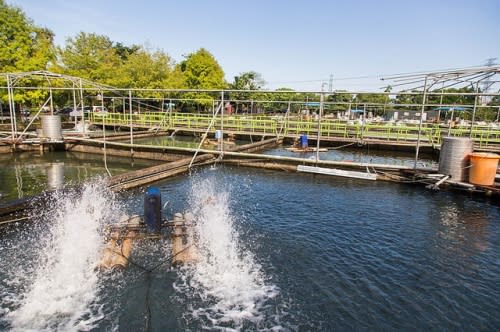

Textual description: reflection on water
[47,162,65,190]
[0,165,498,330]
[265,146,438,167]
[438,203,489,253]
[0,151,158,200]
[132,134,246,150]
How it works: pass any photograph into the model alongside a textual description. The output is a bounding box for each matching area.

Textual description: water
[0,180,121,331]
[0,166,499,330]
[132,135,246,150]
[265,146,438,168]
[0,151,158,201]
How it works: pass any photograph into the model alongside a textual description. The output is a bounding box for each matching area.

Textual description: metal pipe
[68,135,423,171]
[188,101,223,169]
[80,79,86,135]
[6,75,16,141]
[469,82,480,137]
[129,90,133,158]
[361,103,366,141]
[221,91,224,156]
[49,88,54,115]
[414,76,428,169]
[101,91,111,177]
[316,93,324,162]
[72,83,78,126]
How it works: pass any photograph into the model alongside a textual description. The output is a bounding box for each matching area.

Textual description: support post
[72,83,78,126]
[80,79,86,135]
[129,90,134,158]
[7,75,16,141]
[49,88,54,115]
[414,76,428,169]
[315,93,324,162]
[100,91,111,176]
[361,103,366,141]
[221,90,224,156]
[469,82,480,138]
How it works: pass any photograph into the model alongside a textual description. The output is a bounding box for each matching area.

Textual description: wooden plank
[297,165,377,180]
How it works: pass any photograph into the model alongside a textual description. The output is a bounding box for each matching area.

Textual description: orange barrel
[468,152,500,186]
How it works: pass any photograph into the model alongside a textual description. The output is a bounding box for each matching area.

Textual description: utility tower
[481,58,497,105]
[328,74,333,93]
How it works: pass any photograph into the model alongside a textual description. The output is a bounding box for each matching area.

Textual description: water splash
[5,179,120,331]
[175,177,280,330]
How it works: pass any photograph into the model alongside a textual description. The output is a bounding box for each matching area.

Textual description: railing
[88,112,500,148]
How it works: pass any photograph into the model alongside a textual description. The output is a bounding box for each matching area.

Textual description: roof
[432,106,470,112]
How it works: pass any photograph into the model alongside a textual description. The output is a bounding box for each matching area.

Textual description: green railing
[88,112,500,148]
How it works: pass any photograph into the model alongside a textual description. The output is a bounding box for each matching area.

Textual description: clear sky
[6,0,500,91]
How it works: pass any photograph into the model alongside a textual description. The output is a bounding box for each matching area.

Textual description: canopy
[432,106,469,112]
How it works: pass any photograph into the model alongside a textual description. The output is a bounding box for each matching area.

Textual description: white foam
[176,177,279,329]
[7,179,118,331]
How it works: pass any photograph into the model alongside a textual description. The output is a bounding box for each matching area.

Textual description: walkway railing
[88,112,500,148]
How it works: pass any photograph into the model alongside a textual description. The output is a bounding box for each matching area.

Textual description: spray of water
[175,177,280,330]
[5,179,120,331]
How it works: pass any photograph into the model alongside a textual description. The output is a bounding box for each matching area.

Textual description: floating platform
[285,147,328,152]
[171,212,198,265]
[97,212,198,270]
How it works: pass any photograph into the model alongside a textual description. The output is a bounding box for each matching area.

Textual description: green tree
[0,0,55,106]
[113,42,140,61]
[0,0,54,73]
[120,48,180,89]
[178,48,226,110]
[56,32,122,86]
[179,48,226,89]
[228,71,265,111]
[327,90,353,112]
[230,71,265,90]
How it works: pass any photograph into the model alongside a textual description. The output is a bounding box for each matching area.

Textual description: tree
[327,90,353,112]
[230,71,265,90]
[228,71,265,110]
[0,0,54,73]
[178,48,226,110]
[0,0,55,106]
[56,32,122,86]
[113,42,140,61]
[179,48,226,89]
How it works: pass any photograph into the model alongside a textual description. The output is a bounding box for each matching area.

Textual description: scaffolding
[1,67,500,168]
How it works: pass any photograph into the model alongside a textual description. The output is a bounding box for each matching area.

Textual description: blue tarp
[305,102,320,107]
[349,109,365,113]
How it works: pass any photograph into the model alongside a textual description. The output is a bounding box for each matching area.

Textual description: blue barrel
[300,134,308,148]
[144,187,162,232]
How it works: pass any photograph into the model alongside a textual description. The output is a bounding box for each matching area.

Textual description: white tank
[438,137,474,181]
[41,115,63,140]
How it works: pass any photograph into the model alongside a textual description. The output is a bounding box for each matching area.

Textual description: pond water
[132,134,247,151]
[0,166,498,330]
[264,146,438,168]
[0,151,158,201]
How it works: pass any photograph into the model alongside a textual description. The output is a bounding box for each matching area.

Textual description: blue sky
[7,0,500,91]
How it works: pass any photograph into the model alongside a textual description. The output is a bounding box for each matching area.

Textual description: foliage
[230,71,265,90]
[177,48,226,109]
[0,0,55,105]
[179,48,226,90]
[56,32,122,86]
[0,0,54,73]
